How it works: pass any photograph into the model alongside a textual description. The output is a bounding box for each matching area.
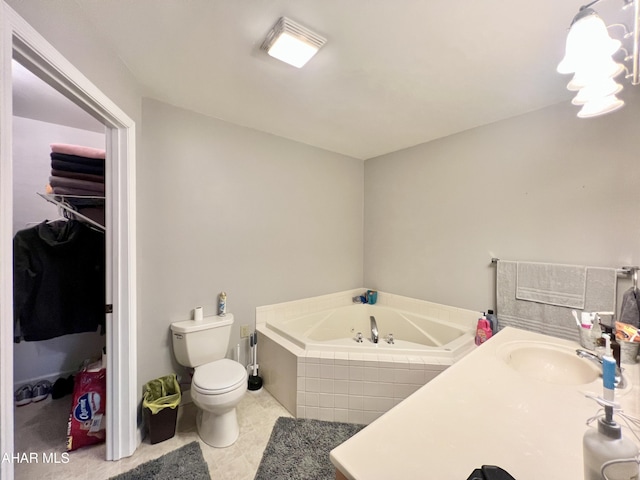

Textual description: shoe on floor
[14,384,32,406]
[32,380,52,402]
[51,375,74,399]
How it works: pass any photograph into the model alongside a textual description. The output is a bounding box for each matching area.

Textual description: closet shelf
[37,192,105,231]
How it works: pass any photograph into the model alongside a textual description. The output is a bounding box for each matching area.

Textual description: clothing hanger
[36,192,105,233]
[25,217,65,227]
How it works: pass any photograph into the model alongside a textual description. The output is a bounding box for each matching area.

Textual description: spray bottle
[582,333,639,479]
[218,291,227,316]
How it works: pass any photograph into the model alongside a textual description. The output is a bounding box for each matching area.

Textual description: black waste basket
[143,373,181,444]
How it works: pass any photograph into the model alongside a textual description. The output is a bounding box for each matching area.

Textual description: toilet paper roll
[194,306,204,322]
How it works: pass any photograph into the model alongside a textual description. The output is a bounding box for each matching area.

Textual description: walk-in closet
[11,59,108,460]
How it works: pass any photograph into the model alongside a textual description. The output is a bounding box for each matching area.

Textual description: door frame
[0,3,138,477]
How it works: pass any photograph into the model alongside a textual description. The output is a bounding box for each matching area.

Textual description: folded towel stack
[48,143,105,196]
[47,143,106,227]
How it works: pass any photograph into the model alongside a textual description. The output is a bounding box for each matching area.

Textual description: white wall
[137,98,364,387]
[12,115,106,386]
[364,88,640,313]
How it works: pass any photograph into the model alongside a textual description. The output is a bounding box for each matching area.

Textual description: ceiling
[12,0,637,159]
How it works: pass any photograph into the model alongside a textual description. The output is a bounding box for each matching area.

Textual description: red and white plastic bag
[66,368,106,451]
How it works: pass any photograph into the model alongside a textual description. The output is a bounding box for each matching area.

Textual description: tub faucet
[576,349,626,389]
[370,316,379,344]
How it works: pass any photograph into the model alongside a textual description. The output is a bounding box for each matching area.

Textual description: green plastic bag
[142,374,181,414]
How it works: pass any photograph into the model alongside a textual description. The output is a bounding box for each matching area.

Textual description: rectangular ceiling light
[261,17,326,68]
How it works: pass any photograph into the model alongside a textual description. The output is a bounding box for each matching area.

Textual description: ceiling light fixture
[261,17,326,68]
[557,0,640,117]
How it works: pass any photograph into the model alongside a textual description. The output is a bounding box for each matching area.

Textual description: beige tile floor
[13,388,291,480]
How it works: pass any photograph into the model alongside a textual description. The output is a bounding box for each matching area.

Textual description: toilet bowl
[170,313,248,448]
[190,358,248,447]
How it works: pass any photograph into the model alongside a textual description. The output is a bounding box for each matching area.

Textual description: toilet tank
[170,314,234,367]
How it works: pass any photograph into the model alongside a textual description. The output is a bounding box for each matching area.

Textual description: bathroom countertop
[330,327,640,479]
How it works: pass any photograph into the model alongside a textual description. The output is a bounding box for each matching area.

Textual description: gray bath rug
[109,441,210,480]
[254,417,365,480]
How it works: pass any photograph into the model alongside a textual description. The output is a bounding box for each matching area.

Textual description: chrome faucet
[576,349,626,389]
[370,316,379,344]
[576,349,602,367]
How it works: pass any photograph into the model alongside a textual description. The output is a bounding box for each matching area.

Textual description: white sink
[498,341,601,385]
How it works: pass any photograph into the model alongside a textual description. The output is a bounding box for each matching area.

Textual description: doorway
[0,3,138,479]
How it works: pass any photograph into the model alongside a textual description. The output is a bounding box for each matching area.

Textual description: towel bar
[620,266,639,291]
[490,258,638,287]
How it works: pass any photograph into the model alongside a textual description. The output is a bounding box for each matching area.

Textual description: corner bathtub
[266,304,473,355]
[256,295,477,425]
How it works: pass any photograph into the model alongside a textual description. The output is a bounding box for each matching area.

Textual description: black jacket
[13,220,105,342]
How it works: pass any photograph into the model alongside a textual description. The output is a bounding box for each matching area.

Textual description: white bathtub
[266,303,473,356]
[256,291,478,424]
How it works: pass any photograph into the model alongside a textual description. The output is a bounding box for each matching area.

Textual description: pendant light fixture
[557,0,640,117]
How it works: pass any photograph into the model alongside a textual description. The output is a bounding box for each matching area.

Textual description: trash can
[143,373,181,444]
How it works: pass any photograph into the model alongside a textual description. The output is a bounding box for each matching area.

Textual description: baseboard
[13,369,77,391]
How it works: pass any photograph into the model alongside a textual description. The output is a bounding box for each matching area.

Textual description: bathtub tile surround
[256,289,479,424]
[295,350,447,424]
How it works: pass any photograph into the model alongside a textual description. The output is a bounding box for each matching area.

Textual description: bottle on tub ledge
[485,309,497,334]
[352,290,377,304]
[475,312,493,346]
[218,291,227,316]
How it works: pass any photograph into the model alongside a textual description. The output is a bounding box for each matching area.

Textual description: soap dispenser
[583,405,639,479]
[475,314,492,346]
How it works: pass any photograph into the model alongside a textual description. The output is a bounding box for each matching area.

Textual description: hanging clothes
[619,286,640,328]
[13,220,105,342]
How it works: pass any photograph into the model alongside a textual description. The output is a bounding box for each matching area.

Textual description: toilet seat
[192,358,246,395]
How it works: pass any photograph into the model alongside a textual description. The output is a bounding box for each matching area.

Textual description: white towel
[497,260,617,342]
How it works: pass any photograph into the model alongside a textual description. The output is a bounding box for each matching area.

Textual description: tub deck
[256,291,478,424]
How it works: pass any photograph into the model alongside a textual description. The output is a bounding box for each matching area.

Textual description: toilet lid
[192,359,247,395]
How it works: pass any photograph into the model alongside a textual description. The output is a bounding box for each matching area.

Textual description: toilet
[170,313,247,447]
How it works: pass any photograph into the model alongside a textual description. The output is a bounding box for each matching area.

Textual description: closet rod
[36,192,105,232]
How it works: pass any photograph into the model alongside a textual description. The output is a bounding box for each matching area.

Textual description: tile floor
[13,388,291,480]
